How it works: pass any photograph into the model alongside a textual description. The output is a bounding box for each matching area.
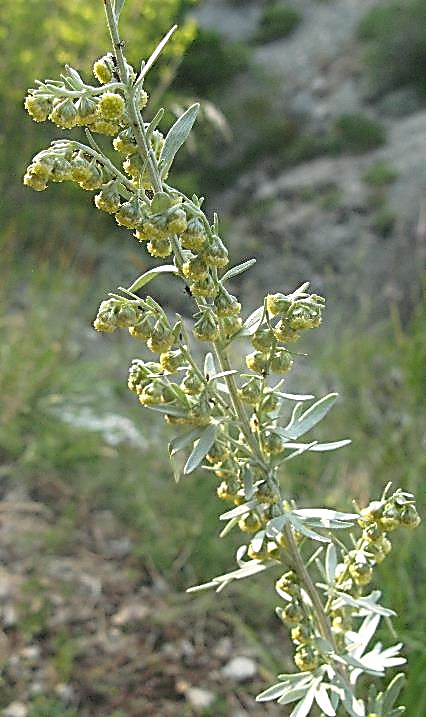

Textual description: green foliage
[175,28,248,95]
[358,0,426,98]
[332,113,386,152]
[16,2,423,714]
[0,0,196,258]
[52,630,78,681]
[371,207,397,237]
[363,161,399,187]
[27,697,78,717]
[254,2,302,44]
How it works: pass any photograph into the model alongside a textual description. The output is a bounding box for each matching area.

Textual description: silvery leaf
[325,543,338,583]
[204,352,216,379]
[221,258,256,282]
[382,674,405,714]
[256,682,290,702]
[168,427,201,457]
[184,423,218,475]
[283,393,338,440]
[314,684,336,716]
[289,685,316,716]
[219,500,257,520]
[277,392,315,401]
[332,591,396,617]
[243,306,264,334]
[159,103,199,177]
[127,265,178,293]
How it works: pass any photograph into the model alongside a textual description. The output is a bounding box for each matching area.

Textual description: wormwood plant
[23,1,421,714]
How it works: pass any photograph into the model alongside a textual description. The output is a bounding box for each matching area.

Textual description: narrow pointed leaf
[127,265,178,293]
[283,441,318,462]
[208,369,238,381]
[204,352,216,379]
[146,107,165,139]
[184,423,218,475]
[219,500,257,520]
[332,591,396,617]
[243,306,264,334]
[289,687,316,716]
[308,439,351,451]
[295,508,358,521]
[168,452,183,483]
[382,674,405,714]
[284,393,338,440]
[168,428,201,457]
[159,103,200,177]
[256,682,289,702]
[326,544,338,583]
[278,688,311,706]
[146,404,190,417]
[221,258,256,282]
[137,25,177,82]
[315,685,336,716]
[242,465,254,500]
[278,392,315,401]
[219,516,240,538]
[288,514,330,543]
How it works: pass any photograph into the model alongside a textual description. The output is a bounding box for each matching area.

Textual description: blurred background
[0,0,425,715]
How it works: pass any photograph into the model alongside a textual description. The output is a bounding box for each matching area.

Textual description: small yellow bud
[147,238,172,258]
[91,119,120,136]
[294,646,319,672]
[93,55,113,84]
[270,348,293,374]
[245,351,268,374]
[24,94,52,122]
[49,98,78,129]
[98,92,125,121]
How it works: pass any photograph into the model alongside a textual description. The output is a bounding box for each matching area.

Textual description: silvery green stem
[103,0,163,194]
[103,0,342,683]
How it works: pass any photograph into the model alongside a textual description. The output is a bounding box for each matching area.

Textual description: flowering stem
[103,0,163,194]
[102,0,342,671]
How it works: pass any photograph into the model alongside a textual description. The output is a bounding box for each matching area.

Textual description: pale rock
[3,703,28,717]
[111,602,149,626]
[55,683,75,703]
[221,656,257,682]
[186,686,215,710]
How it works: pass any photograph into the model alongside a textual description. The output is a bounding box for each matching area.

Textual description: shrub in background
[22,1,421,715]
[358,0,426,99]
[253,1,302,44]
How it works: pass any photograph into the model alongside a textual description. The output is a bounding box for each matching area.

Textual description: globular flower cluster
[23,145,106,192]
[23,5,422,713]
[24,55,147,135]
[269,489,421,674]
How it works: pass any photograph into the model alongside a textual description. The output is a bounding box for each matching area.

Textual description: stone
[221,656,257,682]
[186,686,215,710]
[3,703,28,717]
[111,602,150,626]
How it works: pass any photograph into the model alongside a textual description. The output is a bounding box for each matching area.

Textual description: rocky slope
[194,0,426,324]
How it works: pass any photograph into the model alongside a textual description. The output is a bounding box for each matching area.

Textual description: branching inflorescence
[23,1,420,715]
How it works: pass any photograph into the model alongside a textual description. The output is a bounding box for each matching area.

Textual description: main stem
[103,0,340,671]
